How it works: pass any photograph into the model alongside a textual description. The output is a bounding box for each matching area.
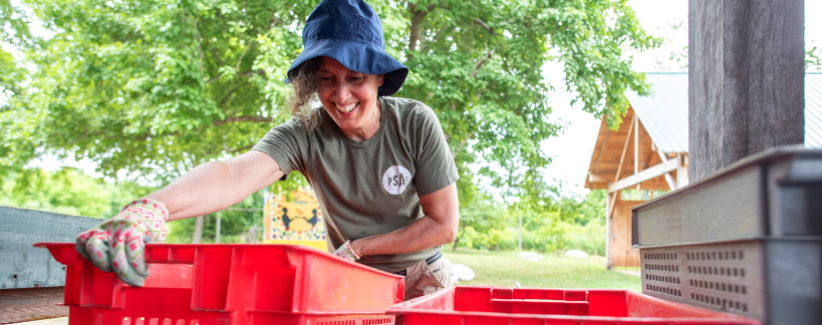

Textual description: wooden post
[605,193,613,270]
[614,116,636,183]
[689,0,804,181]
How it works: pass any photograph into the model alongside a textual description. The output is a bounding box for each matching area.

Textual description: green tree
[453,190,510,251]
[808,46,822,71]
[0,168,153,217]
[496,166,606,253]
[2,0,659,191]
[0,0,36,105]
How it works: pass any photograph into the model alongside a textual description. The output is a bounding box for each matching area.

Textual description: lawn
[442,248,642,292]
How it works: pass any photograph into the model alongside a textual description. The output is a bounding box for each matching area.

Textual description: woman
[75,0,459,300]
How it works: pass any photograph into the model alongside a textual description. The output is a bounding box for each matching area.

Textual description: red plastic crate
[387,286,761,325]
[35,243,404,325]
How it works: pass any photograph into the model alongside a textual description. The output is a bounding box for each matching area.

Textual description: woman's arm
[147,151,284,221]
[350,183,459,256]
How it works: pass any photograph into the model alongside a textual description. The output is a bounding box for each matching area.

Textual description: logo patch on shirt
[382,165,412,195]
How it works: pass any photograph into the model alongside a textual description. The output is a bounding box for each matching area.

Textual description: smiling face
[316,57,384,141]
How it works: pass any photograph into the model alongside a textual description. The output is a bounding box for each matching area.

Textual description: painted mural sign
[263,187,327,251]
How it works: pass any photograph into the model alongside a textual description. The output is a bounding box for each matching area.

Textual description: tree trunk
[215,211,221,244]
[451,236,460,251]
[689,0,804,182]
[192,215,204,244]
[408,4,436,59]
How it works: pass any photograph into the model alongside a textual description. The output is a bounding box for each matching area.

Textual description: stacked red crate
[36,243,403,325]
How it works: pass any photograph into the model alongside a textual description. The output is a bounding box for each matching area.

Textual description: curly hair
[287,57,324,132]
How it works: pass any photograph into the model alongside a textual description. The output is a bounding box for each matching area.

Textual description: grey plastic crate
[632,147,822,247]
[639,237,821,324]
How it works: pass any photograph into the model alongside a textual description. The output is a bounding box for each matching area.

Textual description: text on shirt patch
[382,165,412,195]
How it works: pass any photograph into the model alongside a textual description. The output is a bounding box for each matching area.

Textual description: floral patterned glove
[75,198,168,286]
[333,240,361,262]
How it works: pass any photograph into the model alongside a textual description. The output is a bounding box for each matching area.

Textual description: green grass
[442,248,641,291]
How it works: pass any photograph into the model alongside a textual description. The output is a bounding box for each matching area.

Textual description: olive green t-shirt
[251,96,459,273]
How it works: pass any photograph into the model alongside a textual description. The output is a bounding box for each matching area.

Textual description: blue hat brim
[285,38,409,96]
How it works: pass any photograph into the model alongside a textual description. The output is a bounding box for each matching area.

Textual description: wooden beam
[587,182,609,190]
[593,162,627,170]
[634,115,640,190]
[613,115,636,183]
[607,192,618,218]
[663,172,677,191]
[594,126,610,173]
[656,147,678,191]
[608,158,678,193]
[588,174,608,183]
[676,153,690,188]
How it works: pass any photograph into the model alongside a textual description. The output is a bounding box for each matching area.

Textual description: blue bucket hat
[285,0,409,96]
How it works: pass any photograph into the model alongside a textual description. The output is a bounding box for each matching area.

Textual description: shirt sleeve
[411,104,459,196]
[251,119,308,179]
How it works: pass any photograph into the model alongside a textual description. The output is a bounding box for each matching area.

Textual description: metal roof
[625,72,822,151]
[626,73,689,153]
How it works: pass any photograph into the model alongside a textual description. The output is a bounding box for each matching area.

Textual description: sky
[27,0,822,195]
[537,0,821,198]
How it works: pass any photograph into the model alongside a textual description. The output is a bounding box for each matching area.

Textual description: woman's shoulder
[383,96,423,111]
[270,116,309,135]
[382,96,435,121]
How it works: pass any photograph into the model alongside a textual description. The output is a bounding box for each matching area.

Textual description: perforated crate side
[640,241,765,320]
[640,238,822,324]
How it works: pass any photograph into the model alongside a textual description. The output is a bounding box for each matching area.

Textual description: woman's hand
[347,183,459,257]
[75,198,168,286]
[333,240,361,261]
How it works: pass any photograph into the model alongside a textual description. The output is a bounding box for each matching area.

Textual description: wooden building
[585,72,822,269]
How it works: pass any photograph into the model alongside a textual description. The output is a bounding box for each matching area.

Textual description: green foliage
[0,0,36,46]
[1,0,651,248]
[454,193,513,251]
[566,218,605,257]
[0,0,36,109]
[1,0,658,189]
[518,189,605,254]
[456,187,606,255]
[0,168,153,217]
[0,48,27,105]
[808,46,822,71]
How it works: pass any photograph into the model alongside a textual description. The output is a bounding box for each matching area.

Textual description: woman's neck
[341,99,381,142]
